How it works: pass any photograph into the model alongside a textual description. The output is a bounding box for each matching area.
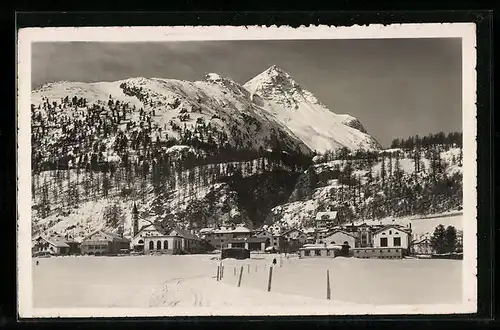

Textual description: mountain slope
[244,65,382,153]
[32,74,312,169]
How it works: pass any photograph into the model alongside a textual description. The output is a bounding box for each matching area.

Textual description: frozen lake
[32,254,463,309]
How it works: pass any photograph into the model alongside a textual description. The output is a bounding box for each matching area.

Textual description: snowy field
[33,253,462,309]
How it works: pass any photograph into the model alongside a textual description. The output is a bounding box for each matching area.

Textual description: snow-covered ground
[33,253,462,309]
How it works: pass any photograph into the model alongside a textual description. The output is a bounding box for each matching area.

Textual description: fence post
[247,264,250,274]
[234,267,236,275]
[216,265,220,281]
[326,269,331,300]
[221,264,224,279]
[267,266,273,292]
[238,266,244,287]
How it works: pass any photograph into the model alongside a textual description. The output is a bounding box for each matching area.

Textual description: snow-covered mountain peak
[243,67,381,153]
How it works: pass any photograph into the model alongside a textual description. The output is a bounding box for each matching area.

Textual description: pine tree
[444,225,458,253]
[430,224,446,254]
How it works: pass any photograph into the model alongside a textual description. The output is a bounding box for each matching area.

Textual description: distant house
[33,235,70,256]
[372,225,412,252]
[200,225,253,250]
[131,223,204,254]
[281,228,307,252]
[80,230,131,255]
[314,211,338,231]
[410,238,434,255]
[321,230,357,248]
[227,237,270,251]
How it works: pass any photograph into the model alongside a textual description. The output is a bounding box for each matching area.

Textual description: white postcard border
[17,23,478,318]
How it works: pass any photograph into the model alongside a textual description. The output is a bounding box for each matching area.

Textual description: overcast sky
[31,39,462,147]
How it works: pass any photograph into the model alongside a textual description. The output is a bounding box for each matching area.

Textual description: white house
[33,235,70,255]
[131,223,203,254]
[372,225,412,249]
[314,211,338,231]
[321,230,357,248]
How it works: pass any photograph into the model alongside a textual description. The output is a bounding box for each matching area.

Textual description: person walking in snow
[272,258,277,266]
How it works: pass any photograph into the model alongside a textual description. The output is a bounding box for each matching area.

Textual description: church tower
[132,202,139,238]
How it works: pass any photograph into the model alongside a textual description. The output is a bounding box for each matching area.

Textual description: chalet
[372,225,412,253]
[131,223,204,254]
[200,225,252,250]
[410,238,434,255]
[33,235,70,256]
[321,230,357,248]
[227,237,270,251]
[281,228,307,252]
[314,211,338,231]
[80,230,131,255]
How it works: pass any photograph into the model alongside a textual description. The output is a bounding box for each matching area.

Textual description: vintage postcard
[17,23,477,318]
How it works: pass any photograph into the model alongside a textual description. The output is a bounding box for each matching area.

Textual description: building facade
[314,211,338,231]
[33,235,70,256]
[132,223,204,254]
[321,230,357,248]
[200,226,253,250]
[80,230,131,255]
[372,225,412,251]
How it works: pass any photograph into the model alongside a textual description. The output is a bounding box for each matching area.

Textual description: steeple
[132,202,139,238]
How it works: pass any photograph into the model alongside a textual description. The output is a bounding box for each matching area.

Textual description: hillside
[268,143,463,230]
[30,66,382,239]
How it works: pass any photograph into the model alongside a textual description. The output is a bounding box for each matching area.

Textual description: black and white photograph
[17,24,477,317]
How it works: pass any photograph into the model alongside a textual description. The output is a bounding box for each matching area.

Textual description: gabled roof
[37,235,70,248]
[315,211,338,221]
[373,225,412,235]
[282,228,306,236]
[412,237,430,244]
[133,223,200,240]
[169,226,200,241]
[84,230,130,243]
[229,237,269,244]
[324,229,358,239]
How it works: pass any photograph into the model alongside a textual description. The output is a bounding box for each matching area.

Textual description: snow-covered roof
[373,225,412,235]
[282,228,305,236]
[315,211,338,221]
[300,244,342,251]
[210,226,252,234]
[324,229,357,239]
[38,235,70,248]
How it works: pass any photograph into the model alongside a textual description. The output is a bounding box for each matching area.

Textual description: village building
[200,225,253,250]
[303,227,317,244]
[410,238,434,255]
[281,228,307,252]
[372,225,412,251]
[298,243,349,258]
[131,223,203,254]
[33,235,71,256]
[227,236,270,251]
[321,229,357,248]
[80,230,131,255]
[314,210,339,231]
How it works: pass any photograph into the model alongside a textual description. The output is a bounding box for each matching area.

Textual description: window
[164,241,169,249]
[389,230,392,235]
[393,237,401,247]
[380,237,388,247]
[149,241,154,250]
[157,241,162,250]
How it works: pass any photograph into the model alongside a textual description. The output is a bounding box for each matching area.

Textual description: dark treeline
[390,131,463,149]
[301,139,463,225]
